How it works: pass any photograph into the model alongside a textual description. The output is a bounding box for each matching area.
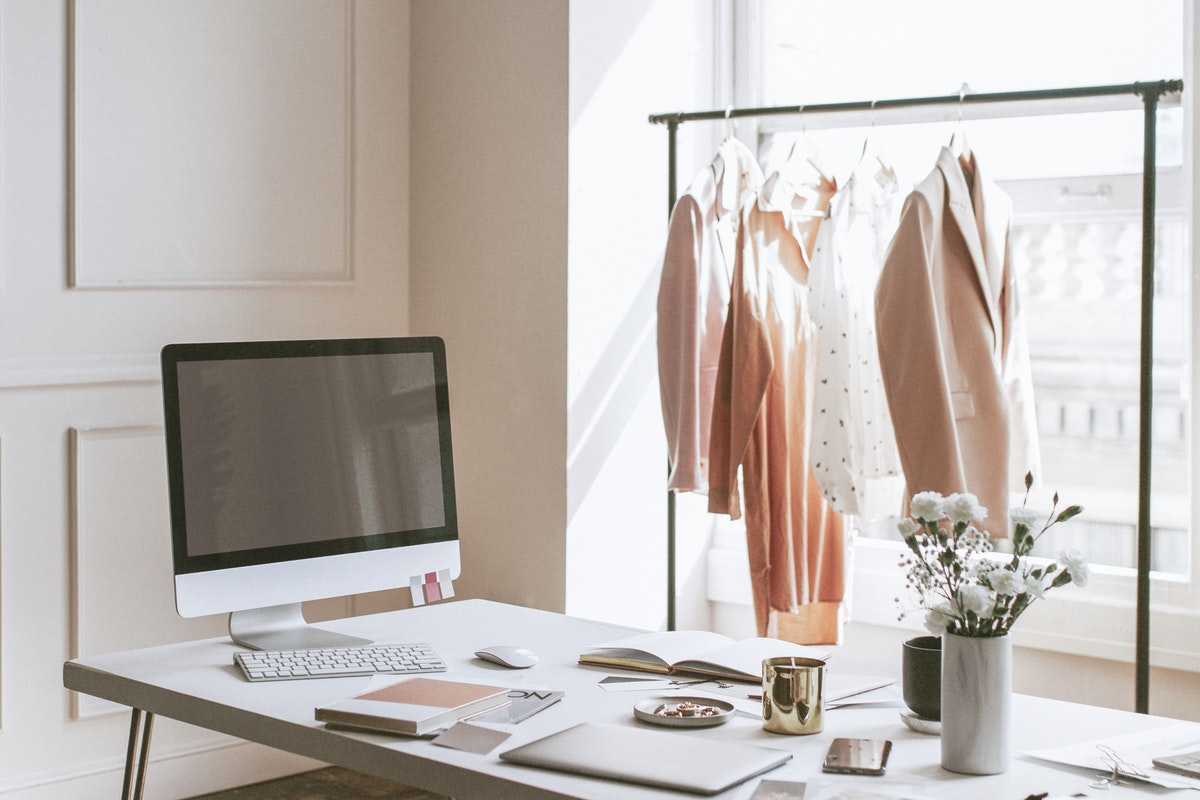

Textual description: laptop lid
[498,722,791,795]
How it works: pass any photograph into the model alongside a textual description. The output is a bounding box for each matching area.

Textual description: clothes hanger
[949,82,973,163]
[710,107,736,184]
[851,100,896,196]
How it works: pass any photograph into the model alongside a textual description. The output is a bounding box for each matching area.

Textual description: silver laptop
[499,722,791,795]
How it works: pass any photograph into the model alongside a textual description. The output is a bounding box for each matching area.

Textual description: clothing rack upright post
[650,79,1184,715]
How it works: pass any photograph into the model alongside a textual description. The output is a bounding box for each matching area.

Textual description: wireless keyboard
[234,642,447,682]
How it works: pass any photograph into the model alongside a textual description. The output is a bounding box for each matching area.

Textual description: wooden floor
[185,767,449,800]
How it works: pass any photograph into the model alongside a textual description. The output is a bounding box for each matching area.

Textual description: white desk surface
[63,599,1197,799]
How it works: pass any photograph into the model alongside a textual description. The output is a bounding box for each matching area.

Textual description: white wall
[0,2,411,797]
[409,1,569,613]
[565,0,726,632]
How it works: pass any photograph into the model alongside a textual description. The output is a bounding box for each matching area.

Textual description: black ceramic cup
[901,635,942,720]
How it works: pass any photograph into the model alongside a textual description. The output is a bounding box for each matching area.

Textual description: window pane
[755,0,1187,575]
[1015,216,1189,575]
[759,0,1183,107]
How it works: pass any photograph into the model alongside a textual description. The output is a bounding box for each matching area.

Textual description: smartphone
[822,737,893,776]
[1153,750,1200,778]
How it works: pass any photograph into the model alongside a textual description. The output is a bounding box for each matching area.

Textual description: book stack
[316,676,510,737]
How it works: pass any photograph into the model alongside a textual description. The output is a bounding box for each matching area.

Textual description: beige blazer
[874,147,1039,536]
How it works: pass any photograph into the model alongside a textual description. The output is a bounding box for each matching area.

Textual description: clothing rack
[650,79,1184,715]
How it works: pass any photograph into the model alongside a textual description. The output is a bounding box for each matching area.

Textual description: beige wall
[409,1,569,613]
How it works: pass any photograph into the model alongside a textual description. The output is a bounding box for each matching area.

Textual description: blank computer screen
[175,351,445,558]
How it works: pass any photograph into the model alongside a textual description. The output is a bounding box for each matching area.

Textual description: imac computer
[161,336,461,651]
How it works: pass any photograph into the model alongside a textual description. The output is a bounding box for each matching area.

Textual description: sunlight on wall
[566,0,723,631]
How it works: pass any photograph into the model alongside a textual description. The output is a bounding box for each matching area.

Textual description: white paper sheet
[1024,721,1200,789]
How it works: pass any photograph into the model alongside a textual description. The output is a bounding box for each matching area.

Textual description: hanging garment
[874,147,1040,537]
[657,138,763,493]
[707,172,845,645]
[808,166,905,520]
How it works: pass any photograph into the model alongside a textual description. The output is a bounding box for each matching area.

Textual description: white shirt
[808,165,905,519]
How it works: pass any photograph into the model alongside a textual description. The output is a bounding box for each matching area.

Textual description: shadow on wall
[566,265,660,524]
[568,3,653,130]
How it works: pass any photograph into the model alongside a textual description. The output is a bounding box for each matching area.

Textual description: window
[729,0,1193,659]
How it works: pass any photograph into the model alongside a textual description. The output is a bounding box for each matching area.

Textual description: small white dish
[634,696,735,728]
[900,709,941,735]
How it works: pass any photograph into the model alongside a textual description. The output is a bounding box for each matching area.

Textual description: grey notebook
[498,722,791,795]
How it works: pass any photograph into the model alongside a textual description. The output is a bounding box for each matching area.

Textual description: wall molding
[0,737,320,799]
[68,0,357,288]
[67,424,228,721]
[0,354,159,389]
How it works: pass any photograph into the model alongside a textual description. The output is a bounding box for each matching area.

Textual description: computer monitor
[161,336,461,651]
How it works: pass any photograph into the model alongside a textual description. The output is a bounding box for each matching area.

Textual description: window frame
[720,0,1199,669]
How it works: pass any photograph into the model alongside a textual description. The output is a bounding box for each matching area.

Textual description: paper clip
[1091,744,1149,789]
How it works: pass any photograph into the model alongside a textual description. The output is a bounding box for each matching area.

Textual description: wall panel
[70,0,354,287]
[68,425,226,720]
[0,0,411,795]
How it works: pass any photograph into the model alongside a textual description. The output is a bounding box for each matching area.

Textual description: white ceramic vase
[940,632,1011,775]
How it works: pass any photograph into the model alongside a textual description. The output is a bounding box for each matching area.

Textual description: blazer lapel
[938,147,1000,344]
[973,154,1010,299]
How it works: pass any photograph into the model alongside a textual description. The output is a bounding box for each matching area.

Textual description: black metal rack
[650,79,1184,714]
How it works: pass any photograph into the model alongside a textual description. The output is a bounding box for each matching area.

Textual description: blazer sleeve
[874,191,967,498]
[998,222,1042,482]
[708,218,771,519]
[656,195,705,491]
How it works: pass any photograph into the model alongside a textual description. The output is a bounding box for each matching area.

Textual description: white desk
[63,599,1194,799]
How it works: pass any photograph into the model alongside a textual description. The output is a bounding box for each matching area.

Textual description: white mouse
[475,645,539,669]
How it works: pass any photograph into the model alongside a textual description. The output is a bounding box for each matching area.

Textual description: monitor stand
[229,603,373,651]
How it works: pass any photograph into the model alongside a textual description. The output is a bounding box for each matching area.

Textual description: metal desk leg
[122,709,154,800]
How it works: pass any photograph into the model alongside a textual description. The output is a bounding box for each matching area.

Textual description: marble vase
[940,632,1011,774]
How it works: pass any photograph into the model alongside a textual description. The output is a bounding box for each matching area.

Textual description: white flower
[924,604,956,635]
[990,570,1026,597]
[895,479,1084,637]
[957,584,995,616]
[1058,548,1091,588]
[944,493,987,524]
[909,492,944,521]
[1009,507,1041,528]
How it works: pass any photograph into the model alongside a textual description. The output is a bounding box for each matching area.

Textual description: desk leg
[122,709,154,800]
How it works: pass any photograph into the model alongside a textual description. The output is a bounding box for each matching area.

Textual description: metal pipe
[1135,84,1163,715]
[666,119,679,632]
[650,81,1183,126]
[651,78,1184,693]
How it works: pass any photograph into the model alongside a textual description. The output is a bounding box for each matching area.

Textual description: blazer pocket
[951,390,975,420]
